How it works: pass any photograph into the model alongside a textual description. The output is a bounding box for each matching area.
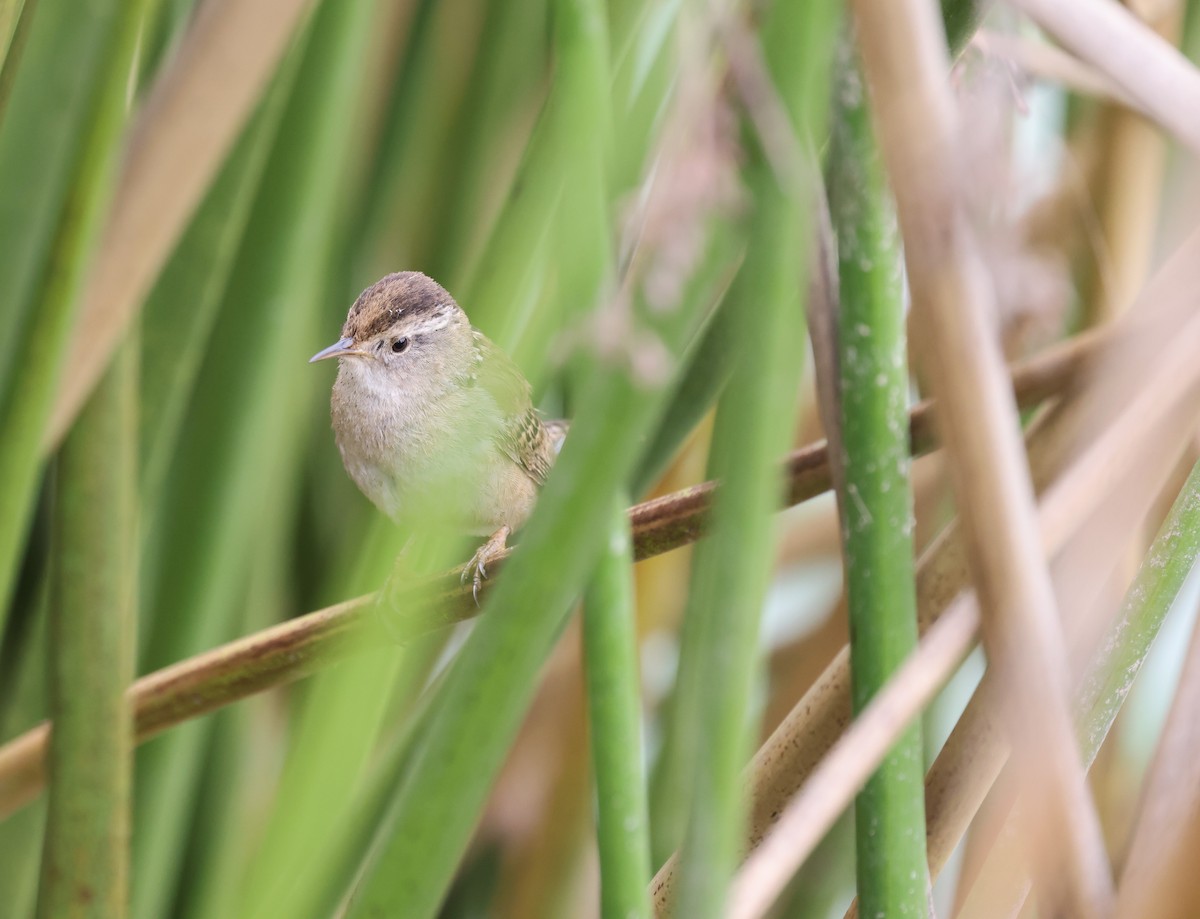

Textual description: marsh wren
[311,272,564,598]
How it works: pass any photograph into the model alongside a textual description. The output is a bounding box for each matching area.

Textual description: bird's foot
[461,525,511,605]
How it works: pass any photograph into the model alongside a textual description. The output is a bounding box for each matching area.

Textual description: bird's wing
[469,332,554,487]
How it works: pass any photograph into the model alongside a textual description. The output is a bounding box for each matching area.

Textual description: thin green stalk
[672,197,807,919]
[661,7,839,917]
[583,496,651,919]
[951,460,1200,910]
[1077,460,1200,759]
[669,203,806,917]
[37,339,137,919]
[829,40,927,918]
[632,244,741,498]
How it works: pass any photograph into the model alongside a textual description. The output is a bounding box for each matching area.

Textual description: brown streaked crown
[341,271,460,342]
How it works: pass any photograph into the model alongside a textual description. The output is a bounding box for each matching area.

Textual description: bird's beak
[309,337,366,363]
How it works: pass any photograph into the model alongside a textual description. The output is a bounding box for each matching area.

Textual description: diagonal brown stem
[0,323,1135,821]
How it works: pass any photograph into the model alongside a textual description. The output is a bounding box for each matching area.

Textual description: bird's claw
[462,526,510,607]
[458,556,488,605]
[473,566,485,605]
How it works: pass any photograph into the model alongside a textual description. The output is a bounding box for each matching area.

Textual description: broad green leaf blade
[0,0,121,389]
[130,1,377,912]
[139,76,294,512]
[0,0,131,635]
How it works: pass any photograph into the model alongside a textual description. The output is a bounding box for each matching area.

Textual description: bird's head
[310,272,472,393]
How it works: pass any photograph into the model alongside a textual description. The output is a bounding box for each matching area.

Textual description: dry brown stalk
[652,457,993,914]
[752,377,1192,918]
[914,408,1084,898]
[941,436,1193,914]
[813,340,1194,916]
[951,413,1199,918]
[647,270,1200,913]
[971,30,1139,110]
[655,23,1200,916]
[1008,0,1200,157]
[851,0,1113,912]
[0,319,1151,822]
[828,377,1199,917]
[727,602,980,919]
[1039,321,1200,554]
[912,223,1200,913]
[0,594,375,818]
[1074,0,1181,325]
[1089,111,1171,324]
[45,0,315,449]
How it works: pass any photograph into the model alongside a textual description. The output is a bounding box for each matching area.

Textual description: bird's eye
[391,337,410,353]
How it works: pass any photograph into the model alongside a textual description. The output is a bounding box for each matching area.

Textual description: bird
[310,271,565,600]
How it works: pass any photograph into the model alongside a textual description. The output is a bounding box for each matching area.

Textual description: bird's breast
[330,373,532,533]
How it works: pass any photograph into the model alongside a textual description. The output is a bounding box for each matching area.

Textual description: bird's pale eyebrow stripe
[407,312,453,336]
